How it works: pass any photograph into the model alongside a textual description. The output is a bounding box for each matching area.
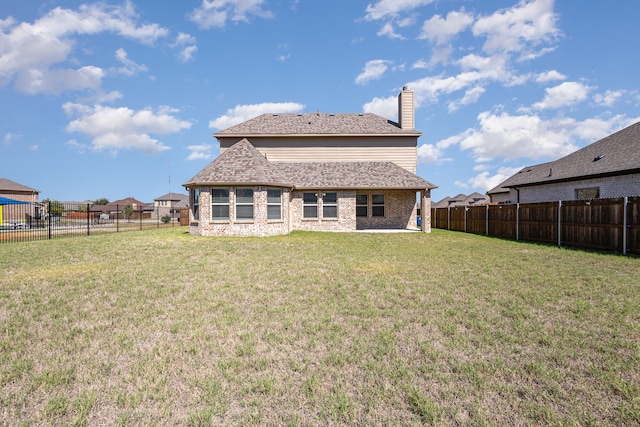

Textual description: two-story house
[183,87,436,237]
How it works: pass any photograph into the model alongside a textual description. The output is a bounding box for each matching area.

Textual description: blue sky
[1,0,639,203]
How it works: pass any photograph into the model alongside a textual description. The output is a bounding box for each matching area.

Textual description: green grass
[1,227,639,425]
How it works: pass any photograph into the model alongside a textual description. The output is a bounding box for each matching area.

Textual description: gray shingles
[184,139,435,190]
[488,121,640,193]
[214,112,421,136]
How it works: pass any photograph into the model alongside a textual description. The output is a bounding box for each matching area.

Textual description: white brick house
[183,87,436,237]
[488,121,640,204]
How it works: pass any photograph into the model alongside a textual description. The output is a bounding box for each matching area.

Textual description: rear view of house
[184,87,436,237]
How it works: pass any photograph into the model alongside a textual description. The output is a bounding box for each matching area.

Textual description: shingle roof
[154,192,188,201]
[0,178,39,193]
[488,121,640,194]
[214,112,421,136]
[184,139,292,187]
[184,139,435,190]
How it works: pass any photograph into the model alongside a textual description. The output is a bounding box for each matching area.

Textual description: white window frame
[235,187,254,221]
[267,188,282,221]
[303,192,318,219]
[211,188,230,221]
[322,192,338,219]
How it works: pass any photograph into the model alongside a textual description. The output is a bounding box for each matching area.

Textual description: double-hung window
[191,188,200,220]
[303,192,318,218]
[211,188,229,220]
[372,194,385,217]
[356,194,368,217]
[267,188,282,220]
[323,192,338,219]
[235,188,254,220]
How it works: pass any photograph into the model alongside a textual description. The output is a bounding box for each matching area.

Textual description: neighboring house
[90,197,151,220]
[184,87,437,237]
[432,192,490,209]
[153,192,189,220]
[0,178,40,224]
[488,121,640,204]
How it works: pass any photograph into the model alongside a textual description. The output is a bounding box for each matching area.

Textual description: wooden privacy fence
[431,196,640,255]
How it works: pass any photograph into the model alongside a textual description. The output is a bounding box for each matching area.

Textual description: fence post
[139,209,143,230]
[557,200,562,248]
[116,205,119,232]
[516,203,520,241]
[48,200,52,240]
[447,207,451,230]
[623,196,628,255]
[87,203,90,236]
[486,204,489,236]
[464,207,468,233]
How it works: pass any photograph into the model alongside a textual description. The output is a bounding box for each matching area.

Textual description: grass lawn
[1,228,639,426]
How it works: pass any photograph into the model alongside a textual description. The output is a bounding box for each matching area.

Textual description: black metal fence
[0,201,183,244]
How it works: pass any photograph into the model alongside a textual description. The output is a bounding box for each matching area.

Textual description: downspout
[514,187,520,204]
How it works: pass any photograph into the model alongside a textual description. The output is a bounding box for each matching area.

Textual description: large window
[303,192,318,218]
[191,188,200,220]
[235,188,254,220]
[267,188,282,220]
[372,194,385,217]
[575,187,600,200]
[211,188,229,220]
[356,194,368,217]
[323,192,338,218]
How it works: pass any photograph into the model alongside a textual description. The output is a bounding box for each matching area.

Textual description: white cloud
[363,96,397,121]
[412,59,429,69]
[456,166,523,191]
[593,90,624,107]
[532,81,591,110]
[187,144,216,161]
[417,143,445,164]
[0,2,167,94]
[172,33,198,62]
[364,0,435,21]
[419,9,474,45]
[209,102,305,129]
[377,22,405,39]
[189,0,273,29]
[447,86,486,112]
[64,103,191,155]
[114,48,148,76]
[3,132,22,145]
[355,59,393,85]
[535,70,566,83]
[440,111,634,164]
[472,0,559,58]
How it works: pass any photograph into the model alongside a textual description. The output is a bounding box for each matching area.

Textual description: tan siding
[218,136,418,173]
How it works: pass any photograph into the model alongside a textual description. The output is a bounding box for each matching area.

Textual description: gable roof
[0,178,39,193]
[488,121,640,194]
[154,192,188,202]
[184,139,436,190]
[214,112,421,137]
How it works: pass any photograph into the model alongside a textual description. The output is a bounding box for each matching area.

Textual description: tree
[42,199,64,217]
[123,203,134,222]
[92,198,109,206]
[161,214,172,224]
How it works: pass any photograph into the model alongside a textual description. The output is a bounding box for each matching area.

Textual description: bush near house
[1,228,638,425]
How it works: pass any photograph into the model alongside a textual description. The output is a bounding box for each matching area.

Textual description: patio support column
[421,189,431,233]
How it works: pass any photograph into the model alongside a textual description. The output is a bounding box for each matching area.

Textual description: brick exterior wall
[189,187,291,237]
[0,191,39,223]
[189,187,427,236]
[508,173,640,203]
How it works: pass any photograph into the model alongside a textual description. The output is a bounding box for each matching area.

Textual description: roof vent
[593,154,604,162]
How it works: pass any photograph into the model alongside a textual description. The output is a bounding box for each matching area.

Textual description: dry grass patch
[1,228,639,425]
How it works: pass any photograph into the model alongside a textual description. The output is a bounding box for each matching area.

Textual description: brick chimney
[398,86,414,130]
